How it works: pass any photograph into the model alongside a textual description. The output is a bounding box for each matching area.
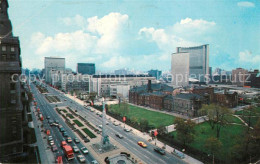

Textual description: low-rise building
[214,90,238,108]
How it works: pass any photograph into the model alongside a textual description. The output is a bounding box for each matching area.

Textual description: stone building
[0,0,26,158]
[173,93,204,117]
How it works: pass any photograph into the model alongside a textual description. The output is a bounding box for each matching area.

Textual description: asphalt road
[42,83,186,164]
[31,84,96,164]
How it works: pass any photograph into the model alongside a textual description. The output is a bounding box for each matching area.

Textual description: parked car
[60,127,65,132]
[51,145,58,152]
[47,116,50,119]
[63,132,68,137]
[73,146,79,153]
[66,137,72,143]
[81,147,88,154]
[48,136,53,141]
[113,121,119,126]
[77,155,86,163]
[91,160,99,164]
[74,138,80,143]
[154,147,166,155]
[115,133,124,139]
[124,128,130,132]
[83,137,90,143]
[49,140,55,146]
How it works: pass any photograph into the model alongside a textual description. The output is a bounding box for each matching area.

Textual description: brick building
[214,90,238,108]
[189,85,214,103]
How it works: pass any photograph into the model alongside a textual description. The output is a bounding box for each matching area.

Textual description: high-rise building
[171,52,190,86]
[0,0,24,157]
[44,57,65,84]
[77,63,95,75]
[176,44,209,83]
[148,69,162,80]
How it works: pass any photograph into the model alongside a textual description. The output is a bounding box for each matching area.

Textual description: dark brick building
[189,85,214,103]
[214,90,238,108]
[245,70,260,88]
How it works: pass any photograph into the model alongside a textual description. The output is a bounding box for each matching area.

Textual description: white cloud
[102,56,131,68]
[139,27,198,51]
[239,50,260,64]
[32,31,97,55]
[172,18,216,37]
[87,12,129,54]
[237,1,255,8]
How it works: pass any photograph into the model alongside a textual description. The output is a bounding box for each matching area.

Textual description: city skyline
[7,0,260,71]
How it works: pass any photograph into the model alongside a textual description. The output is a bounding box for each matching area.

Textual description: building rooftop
[174,93,203,100]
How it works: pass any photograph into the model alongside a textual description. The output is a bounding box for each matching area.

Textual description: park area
[109,104,175,128]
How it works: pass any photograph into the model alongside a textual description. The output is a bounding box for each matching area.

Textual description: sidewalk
[62,92,203,164]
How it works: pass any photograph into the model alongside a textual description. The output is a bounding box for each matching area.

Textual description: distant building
[176,44,209,83]
[232,68,248,87]
[148,69,162,80]
[114,68,130,75]
[90,74,156,97]
[189,85,214,103]
[171,52,190,86]
[0,0,28,158]
[44,57,65,84]
[244,70,260,88]
[110,84,130,98]
[77,63,95,75]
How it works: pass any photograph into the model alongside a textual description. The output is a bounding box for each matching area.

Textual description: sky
[7,0,260,72]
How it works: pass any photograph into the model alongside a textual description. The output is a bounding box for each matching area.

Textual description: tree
[120,99,129,117]
[140,118,149,132]
[199,104,231,138]
[174,118,196,147]
[204,137,222,164]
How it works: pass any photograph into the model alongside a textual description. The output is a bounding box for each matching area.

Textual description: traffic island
[91,142,118,154]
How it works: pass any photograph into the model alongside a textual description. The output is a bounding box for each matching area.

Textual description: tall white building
[44,57,65,84]
[171,52,190,86]
[176,44,209,83]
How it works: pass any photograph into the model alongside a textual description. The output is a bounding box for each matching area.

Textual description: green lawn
[171,122,247,162]
[109,104,175,128]
[82,128,96,138]
[224,114,243,124]
[235,107,260,126]
[73,119,84,127]
[66,114,74,119]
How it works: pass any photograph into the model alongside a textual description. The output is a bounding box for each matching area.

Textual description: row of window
[1,45,15,52]
[0,54,16,61]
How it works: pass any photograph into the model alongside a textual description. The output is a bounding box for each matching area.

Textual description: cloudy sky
[8,0,260,72]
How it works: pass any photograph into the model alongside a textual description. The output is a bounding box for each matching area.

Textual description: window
[10,54,16,60]
[2,46,6,51]
[1,54,7,61]
[11,47,15,52]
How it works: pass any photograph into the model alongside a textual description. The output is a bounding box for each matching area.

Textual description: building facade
[232,68,248,87]
[44,57,65,84]
[77,63,95,75]
[245,70,260,88]
[171,52,190,86]
[214,90,238,108]
[176,44,209,83]
[0,0,24,158]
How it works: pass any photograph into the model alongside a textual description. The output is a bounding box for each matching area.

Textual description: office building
[44,57,65,84]
[171,52,190,86]
[148,69,162,80]
[0,0,24,158]
[77,63,95,75]
[232,68,248,87]
[176,44,209,83]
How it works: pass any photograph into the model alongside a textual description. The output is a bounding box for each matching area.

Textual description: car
[74,138,80,143]
[61,141,67,147]
[137,141,147,148]
[77,155,86,163]
[48,119,54,124]
[55,119,59,124]
[154,147,166,155]
[98,125,102,129]
[66,137,72,143]
[124,128,130,132]
[63,132,68,137]
[60,127,65,132]
[81,147,88,154]
[47,116,51,119]
[99,114,102,118]
[115,133,124,139]
[113,121,119,126]
[83,137,90,143]
[106,122,109,125]
[51,145,58,152]
[91,160,99,164]
[73,146,79,153]
[49,140,55,146]
[48,136,53,141]
[64,99,67,101]
[58,125,63,129]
